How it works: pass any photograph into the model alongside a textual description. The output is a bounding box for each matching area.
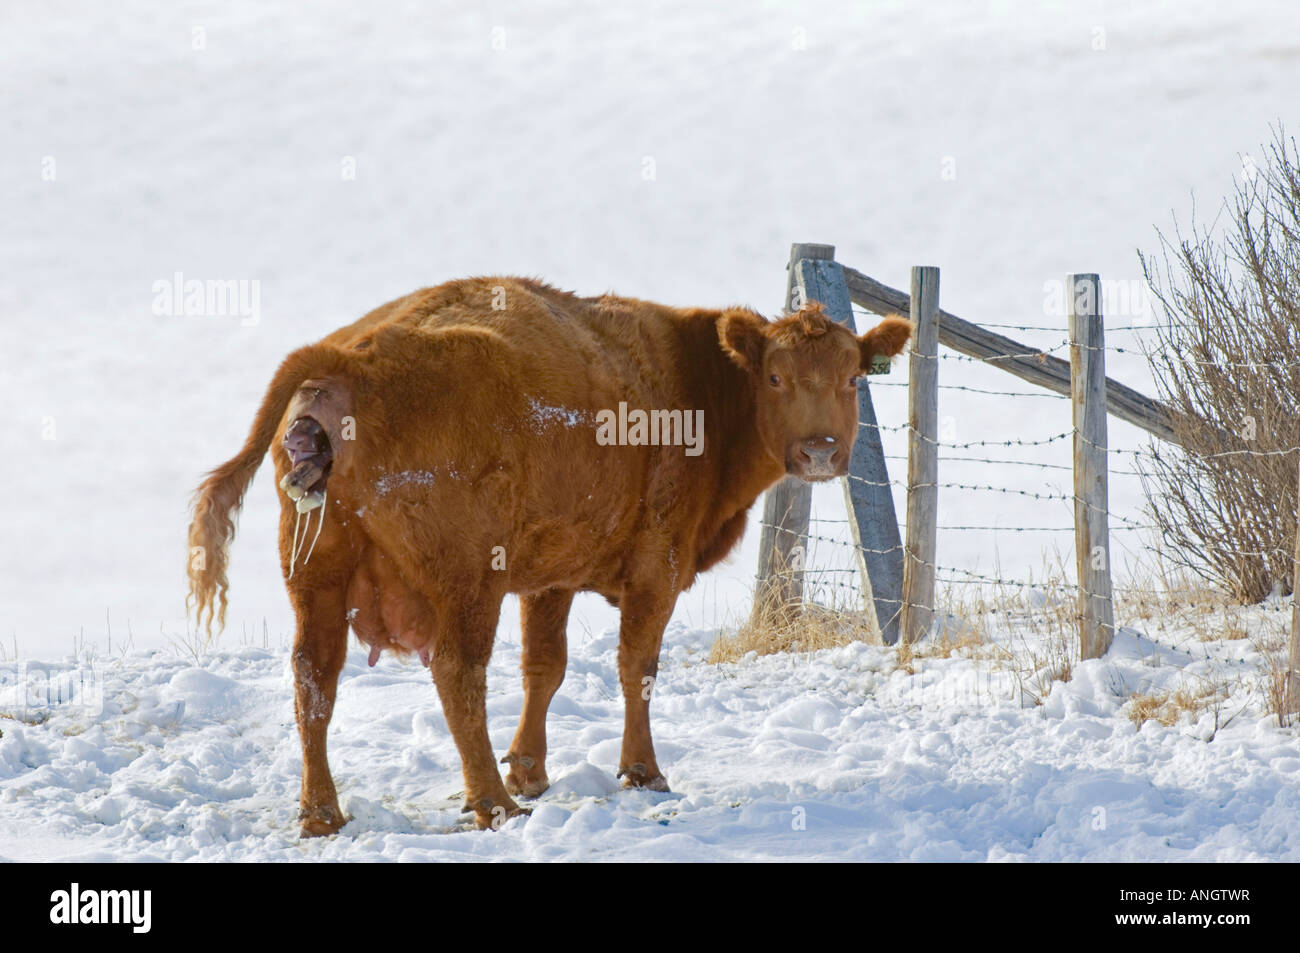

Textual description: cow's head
[719,302,913,482]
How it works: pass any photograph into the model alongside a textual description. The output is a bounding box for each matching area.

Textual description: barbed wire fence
[752,249,1300,708]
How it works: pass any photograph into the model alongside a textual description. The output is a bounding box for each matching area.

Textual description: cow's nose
[798,436,838,470]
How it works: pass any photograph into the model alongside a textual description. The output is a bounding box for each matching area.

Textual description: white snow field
[2,611,1298,862]
[2,0,1299,860]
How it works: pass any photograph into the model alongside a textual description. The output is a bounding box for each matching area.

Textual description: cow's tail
[186,343,358,638]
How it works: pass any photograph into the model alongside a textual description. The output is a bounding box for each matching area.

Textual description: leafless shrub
[1138,125,1300,603]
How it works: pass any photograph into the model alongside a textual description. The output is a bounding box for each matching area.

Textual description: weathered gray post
[902,266,939,644]
[1069,273,1114,660]
[752,243,827,620]
[791,254,905,643]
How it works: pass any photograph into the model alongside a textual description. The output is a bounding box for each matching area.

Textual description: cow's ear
[859,316,913,371]
[718,309,768,372]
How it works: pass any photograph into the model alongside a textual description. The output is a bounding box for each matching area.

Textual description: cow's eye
[769,374,782,387]
[847,375,861,389]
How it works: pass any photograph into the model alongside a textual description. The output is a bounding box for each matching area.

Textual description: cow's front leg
[616,585,676,791]
[504,587,573,797]
[430,599,525,830]
[290,586,350,837]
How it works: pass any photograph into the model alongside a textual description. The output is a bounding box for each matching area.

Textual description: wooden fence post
[1069,273,1114,660]
[1287,450,1300,718]
[793,255,905,644]
[902,266,939,644]
[753,243,830,621]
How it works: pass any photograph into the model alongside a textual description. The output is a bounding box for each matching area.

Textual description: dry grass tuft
[986,558,1080,706]
[895,631,915,674]
[1127,680,1230,729]
[708,585,877,664]
[709,566,1002,667]
[1252,629,1295,727]
[927,623,986,660]
[1128,691,1174,728]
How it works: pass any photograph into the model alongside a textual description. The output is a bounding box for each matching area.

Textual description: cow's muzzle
[788,436,846,482]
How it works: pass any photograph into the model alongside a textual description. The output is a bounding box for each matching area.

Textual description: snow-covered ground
[2,607,1297,861]
[2,0,1299,860]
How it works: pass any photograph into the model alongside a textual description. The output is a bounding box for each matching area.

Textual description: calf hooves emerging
[618,764,671,792]
[281,417,333,503]
[299,804,347,838]
[280,459,325,502]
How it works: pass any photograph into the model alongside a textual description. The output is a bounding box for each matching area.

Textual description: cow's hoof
[299,804,346,838]
[505,773,551,798]
[484,805,531,831]
[502,752,550,797]
[464,796,529,830]
[618,763,670,792]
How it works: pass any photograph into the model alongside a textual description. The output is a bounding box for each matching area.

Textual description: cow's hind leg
[504,587,573,797]
[290,583,350,837]
[616,586,676,791]
[430,598,525,830]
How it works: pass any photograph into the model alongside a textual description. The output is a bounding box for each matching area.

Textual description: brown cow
[187,277,911,836]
